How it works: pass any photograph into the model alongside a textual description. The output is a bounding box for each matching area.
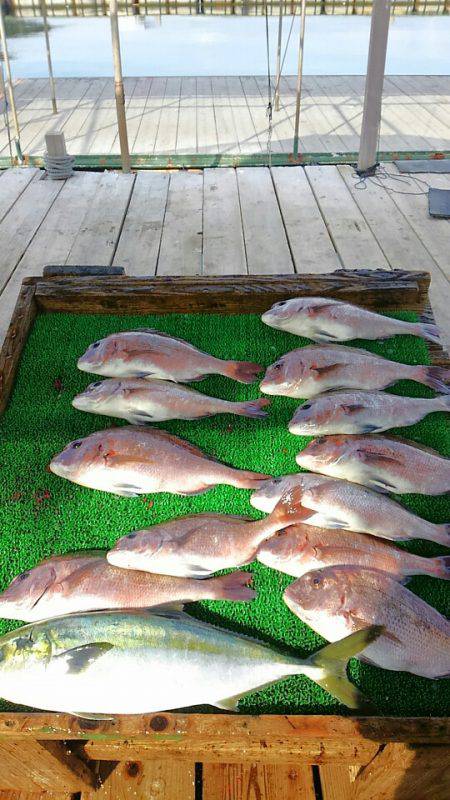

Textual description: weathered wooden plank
[305,165,390,269]
[157,171,203,276]
[203,168,247,275]
[0,172,102,342]
[113,171,170,276]
[0,740,95,792]
[211,77,239,154]
[0,793,75,800]
[236,167,293,274]
[0,172,63,294]
[176,77,197,154]
[65,171,135,266]
[81,760,195,800]
[0,283,36,410]
[202,763,316,800]
[0,168,38,223]
[227,77,260,154]
[31,271,432,316]
[133,77,167,155]
[353,743,450,800]
[197,77,218,154]
[154,77,181,155]
[272,166,341,273]
[319,765,359,800]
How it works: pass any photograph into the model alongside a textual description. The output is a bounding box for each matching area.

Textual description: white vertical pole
[0,4,20,140]
[109,0,131,173]
[357,0,391,175]
[40,0,58,114]
[292,0,306,158]
[274,3,283,112]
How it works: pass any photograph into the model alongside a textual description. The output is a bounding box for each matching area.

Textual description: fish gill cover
[0,311,448,715]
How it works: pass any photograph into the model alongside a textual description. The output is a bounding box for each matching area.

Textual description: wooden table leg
[0,741,95,792]
[202,763,316,800]
[353,743,450,800]
[80,760,196,799]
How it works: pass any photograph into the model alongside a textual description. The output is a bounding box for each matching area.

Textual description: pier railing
[6,0,450,17]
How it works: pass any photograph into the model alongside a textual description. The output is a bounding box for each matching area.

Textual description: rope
[273,6,298,103]
[264,0,273,168]
[44,152,75,180]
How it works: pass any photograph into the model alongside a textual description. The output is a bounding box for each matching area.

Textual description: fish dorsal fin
[151,602,185,613]
[129,329,200,349]
[382,434,444,458]
[56,642,114,674]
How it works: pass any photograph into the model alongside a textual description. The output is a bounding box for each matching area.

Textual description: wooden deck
[1,75,450,157]
[0,163,449,350]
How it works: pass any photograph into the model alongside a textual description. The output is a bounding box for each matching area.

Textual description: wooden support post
[202,763,316,800]
[40,0,57,114]
[353,742,450,800]
[0,4,20,140]
[292,0,307,158]
[274,3,283,111]
[357,0,391,175]
[0,739,96,792]
[109,0,131,174]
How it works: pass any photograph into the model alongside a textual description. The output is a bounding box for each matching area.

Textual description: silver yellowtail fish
[251,478,450,547]
[262,297,441,344]
[250,473,332,514]
[289,390,450,436]
[77,329,262,384]
[284,567,450,678]
[73,378,270,425]
[297,434,450,495]
[0,553,255,622]
[260,345,450,399]
[0,609,381,714]
[49,427,270,497]
[258,524,450,582]
[107,489,309,577]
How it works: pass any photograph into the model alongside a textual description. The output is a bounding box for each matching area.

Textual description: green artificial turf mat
[0,310,449,716]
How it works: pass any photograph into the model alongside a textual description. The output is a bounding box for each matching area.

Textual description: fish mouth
[261,311,278,328]
[77,356,96,373]
[72,394,91,411]
[49,457,71,479]
[107,548,143,571]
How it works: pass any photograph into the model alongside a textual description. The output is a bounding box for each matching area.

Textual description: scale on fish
[251,481,450,546]
[107,488,312,577]
[261,344,450,399]
[73,378,270,424]
[0,553,256,622]
[289,390,450,436]
[49,426,270,497]
[0,609,382,715]
[258,524,450,582]
[284,567,450,679]
[77,329,262,384]
[297,434,450,495]
[261,297,441,344]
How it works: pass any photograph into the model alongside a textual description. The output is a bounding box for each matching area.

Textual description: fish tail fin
[224,361,263,384]
[208,570,256,602]
[428,523,450,547]
[415,366,450,394]
[423,555,450,581]
[268,486,315,529]
[436,395,450,412]
[228,469,273,490]
[415,322,441,345]
[233,398,271,419]
[305,626,383,710]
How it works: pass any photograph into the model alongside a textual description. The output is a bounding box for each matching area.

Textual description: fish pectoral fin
[178,486,212,497]
[313,331,340,342]
[356,450,400,467]
[127,412,155,425]
[57,642,114,674]
[215,693,244,712]
[361,424,383,434]
[308,304,339,317]
[341,404,365,414]
[313,364,342,377]
[151,602,186,612]
[71,711,116,722]
[113,483,142,497]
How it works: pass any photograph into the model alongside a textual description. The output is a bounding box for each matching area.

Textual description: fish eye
[312,577,322,588]
[302,403,312,410]
[91,341,100,349]
[273,362,283,371]
[277,301,287,307]
[71,441,82,449]
[90,382,101,389]
[17,571,30,582]
[127,533,137,539]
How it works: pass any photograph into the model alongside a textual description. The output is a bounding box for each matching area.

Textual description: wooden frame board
[0,268,448,798]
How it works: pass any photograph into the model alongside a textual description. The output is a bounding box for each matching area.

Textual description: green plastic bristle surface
[0,311,448,715]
